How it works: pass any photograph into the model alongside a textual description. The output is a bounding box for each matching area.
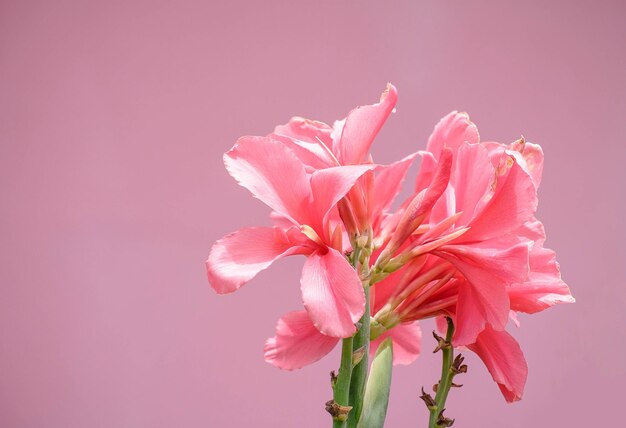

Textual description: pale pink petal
[272,117,336,169]
[224,136,312,224]
[310,164,377,222]
[484,141,544,190]
[437,239,529,343]
[264,311,339,370]
[370,152,420,225]
[389,148,453,249]
[426,111,480,157]
[338,83,398,165]
[440,238,530,285]
[428,186,457,226]
[450,142,495,226]
[461,153,538,242]
[274,116,334,147]
[206,227,303,294]
[515,217,546,243]
[508,245,574,313]
[452,282,491,346]
[269,211,295,229]
[414,150,438,193]
[516,142,544,189]
[301,248,365,337]
[371,322,422,365]
[435,316,449,336]
[509,310,521,327]
[468,325,528,403]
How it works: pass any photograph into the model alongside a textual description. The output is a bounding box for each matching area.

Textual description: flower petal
[338,83,398,165]
[450,142,495,226]
[272,117,337,169]
[224,136,312,224]
[437,239,529,344]
[301,248,365,337]
[508,245,574,313]
[468,325,528,403]
[426,111,480,157]
[441,238,530,285]
[371,322,422,365]
[461,153,538,242]
[206,227,301,294]
[370,152,420,226]
[310,164,377,221]
[516,142,544,189]
[389,148,453,250]
[264,311,339,370]
[452,282,491,346]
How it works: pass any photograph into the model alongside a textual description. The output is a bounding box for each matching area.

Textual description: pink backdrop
[2,1,625,427]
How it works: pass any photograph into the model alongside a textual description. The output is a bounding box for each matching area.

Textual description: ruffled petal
[437,238,529,344]
[508,245,574,313]
[468,325,528,403]
[271,117,336,169]
[461,153,538,242]
[338,83,398,165]
[485,140,544,190]
[452,281,492,346]
[310,164,377,221]
[515,142,544,189]
[370,152,420,225]
[414,150,438,193]
[426,111,480,157]
[371,322,422,365]
[450,142,495,226]
[264,311,338,370]
[388,148,453,250]
[206,227,301,294]
[224,136,312,224]
[301,248,365,337]
[441,238,530,285]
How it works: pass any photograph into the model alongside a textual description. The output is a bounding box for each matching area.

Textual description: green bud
[356,338,393,428]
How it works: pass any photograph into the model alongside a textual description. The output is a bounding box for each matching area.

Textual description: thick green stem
[347,281,370,427]
[329,240,371,428]
[428,318,455,428]
[333,336,354,428]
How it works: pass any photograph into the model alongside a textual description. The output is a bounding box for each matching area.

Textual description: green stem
[333,336,354,428]
[428,318,455,428]
[347,281,370,427]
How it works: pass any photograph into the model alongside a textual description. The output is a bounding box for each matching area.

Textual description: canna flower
[370,112,574,401]
[271,84,423,242]
[207,84,573,407]
[206,84,409,339]
[206,136,376,337]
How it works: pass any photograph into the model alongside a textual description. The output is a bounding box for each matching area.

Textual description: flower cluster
[206,84,573,403]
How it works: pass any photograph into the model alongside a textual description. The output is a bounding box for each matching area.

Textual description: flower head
[207,86,574,403]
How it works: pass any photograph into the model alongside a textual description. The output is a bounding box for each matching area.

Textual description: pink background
[2,1,625,427]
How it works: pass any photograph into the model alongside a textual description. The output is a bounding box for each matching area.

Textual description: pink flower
[208,85,573,404]
[207,85,403,339]
[271,83,417,239]
[206,136,375,337]
[371,111,573,401]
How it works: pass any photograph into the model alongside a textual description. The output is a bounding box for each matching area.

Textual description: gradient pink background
[2,1,625,427]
